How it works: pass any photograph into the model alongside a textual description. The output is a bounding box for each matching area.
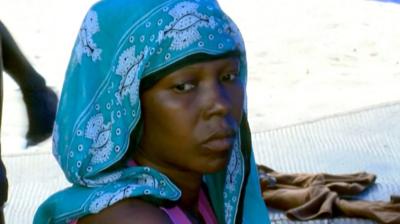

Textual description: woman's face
[139,57,244,174]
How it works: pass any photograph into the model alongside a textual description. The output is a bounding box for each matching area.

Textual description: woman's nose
[202,82,231,119]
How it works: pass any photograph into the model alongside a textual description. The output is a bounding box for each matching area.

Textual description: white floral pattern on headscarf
[34,0,269,223]
[75,10,102,63]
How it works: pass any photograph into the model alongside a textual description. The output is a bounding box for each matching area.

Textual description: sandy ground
[0,0,400,149]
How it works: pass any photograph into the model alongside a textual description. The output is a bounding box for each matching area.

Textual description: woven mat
[253,102,400,223]
[3,153,69,224]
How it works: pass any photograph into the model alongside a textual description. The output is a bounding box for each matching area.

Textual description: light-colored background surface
[0,0,400,223]
[1,0,400,153]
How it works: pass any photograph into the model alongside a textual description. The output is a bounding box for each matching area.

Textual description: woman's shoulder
[78,197,173,224]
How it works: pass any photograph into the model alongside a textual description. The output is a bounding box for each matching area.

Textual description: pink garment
[71,160,218,224]
[160,189,218,224]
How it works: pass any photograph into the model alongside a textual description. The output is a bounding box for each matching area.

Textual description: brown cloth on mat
[258,165,400,224]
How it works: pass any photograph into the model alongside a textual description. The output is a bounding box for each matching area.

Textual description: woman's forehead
[140,53,241,91]
[174,56,240,72]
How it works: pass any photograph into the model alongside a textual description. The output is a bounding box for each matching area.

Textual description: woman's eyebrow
[171,65,202,76]
[224,61,240,70]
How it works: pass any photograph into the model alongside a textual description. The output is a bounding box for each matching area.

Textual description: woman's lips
[201,132,235,152]
[202,137,234,152]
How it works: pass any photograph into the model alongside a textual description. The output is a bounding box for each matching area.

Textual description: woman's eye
[220,73,238,82]
[173,83,195,93]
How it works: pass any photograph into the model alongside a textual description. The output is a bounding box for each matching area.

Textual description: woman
[34,0,270,223]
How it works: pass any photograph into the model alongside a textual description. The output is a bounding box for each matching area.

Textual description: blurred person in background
[0,20,58,224]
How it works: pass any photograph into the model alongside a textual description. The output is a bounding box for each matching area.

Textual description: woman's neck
[133,154,202,210]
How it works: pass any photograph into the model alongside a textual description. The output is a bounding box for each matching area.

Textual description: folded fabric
[258,165,400,224]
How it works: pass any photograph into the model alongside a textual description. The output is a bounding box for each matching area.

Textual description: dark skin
[79,57,244,223]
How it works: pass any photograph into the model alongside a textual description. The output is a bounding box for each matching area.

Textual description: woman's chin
[201,157,230,174]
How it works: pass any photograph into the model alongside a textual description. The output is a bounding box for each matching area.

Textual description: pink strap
[161,189,218,224]
[160,206,192,224]
[127,159,137,166]
[198,189,218,224]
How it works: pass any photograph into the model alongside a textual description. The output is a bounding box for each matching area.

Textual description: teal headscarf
[34,0,269,223]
